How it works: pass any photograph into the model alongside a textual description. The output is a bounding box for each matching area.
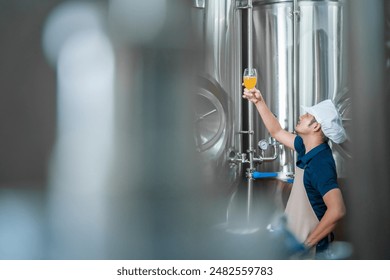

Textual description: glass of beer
[243,68,257,90]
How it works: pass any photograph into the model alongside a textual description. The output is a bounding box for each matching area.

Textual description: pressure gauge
[258,139,268,151]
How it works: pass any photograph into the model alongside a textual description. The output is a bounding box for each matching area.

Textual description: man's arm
[243,87,296,150]
[304,188,346,248]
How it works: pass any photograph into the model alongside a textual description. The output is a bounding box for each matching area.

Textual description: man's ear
[313,122,321,132]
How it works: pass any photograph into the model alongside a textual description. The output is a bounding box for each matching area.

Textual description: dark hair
[321,133,329,143]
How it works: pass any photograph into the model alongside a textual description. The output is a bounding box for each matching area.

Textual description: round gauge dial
[258,139,269,151]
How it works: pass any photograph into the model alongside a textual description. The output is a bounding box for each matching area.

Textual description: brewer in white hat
[299,99,347,144]
[243,87,346,258]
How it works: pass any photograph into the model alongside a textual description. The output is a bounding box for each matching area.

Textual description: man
[243,87,346,255]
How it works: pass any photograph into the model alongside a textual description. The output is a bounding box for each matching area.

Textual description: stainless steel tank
[192,0,244,191]
[252,0,349,176]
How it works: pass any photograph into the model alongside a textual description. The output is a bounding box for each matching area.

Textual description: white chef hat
[301,99,347,144]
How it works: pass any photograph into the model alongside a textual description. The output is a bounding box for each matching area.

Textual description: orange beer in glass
[243,68,257,89]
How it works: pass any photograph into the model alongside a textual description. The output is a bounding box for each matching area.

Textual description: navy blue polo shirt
[294,136,339,221]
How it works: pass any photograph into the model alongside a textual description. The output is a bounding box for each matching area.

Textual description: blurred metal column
[346,0,390,259]
[106,0,212,259]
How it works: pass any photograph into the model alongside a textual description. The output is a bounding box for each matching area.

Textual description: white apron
[284,167,319,255]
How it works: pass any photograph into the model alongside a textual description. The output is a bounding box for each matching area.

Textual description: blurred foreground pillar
[346,0,390,259]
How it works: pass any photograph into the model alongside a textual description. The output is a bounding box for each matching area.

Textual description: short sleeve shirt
[294,136,339,221]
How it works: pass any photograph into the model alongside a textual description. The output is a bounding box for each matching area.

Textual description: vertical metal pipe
[292,0,300,129]
[247,1,253,71]
[290,0,300,171]
[246,0,254,222]
[235,7,243,173]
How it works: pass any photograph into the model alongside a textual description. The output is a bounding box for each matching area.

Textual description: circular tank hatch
[193,78,228,157]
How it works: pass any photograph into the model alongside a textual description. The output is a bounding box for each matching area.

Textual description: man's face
[295,113,317,134]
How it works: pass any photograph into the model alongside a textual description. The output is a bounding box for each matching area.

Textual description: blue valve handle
[252,171,278,179]
[251,171,294,183]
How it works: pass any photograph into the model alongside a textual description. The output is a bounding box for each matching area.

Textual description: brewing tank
[192,0,244,192]
[252,0,349,176]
